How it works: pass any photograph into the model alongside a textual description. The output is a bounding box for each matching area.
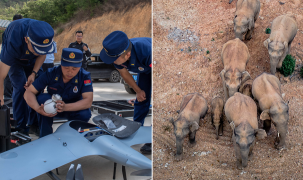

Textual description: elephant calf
[263,14,297,75]
[225,92,267,169]
[211,97,224,140]
[170,93,208,161]
[220,38,251,101]
[234,0,260,40]
[252,73,289,149]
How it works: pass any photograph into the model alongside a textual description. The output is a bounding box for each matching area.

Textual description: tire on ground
[109,70,121,83]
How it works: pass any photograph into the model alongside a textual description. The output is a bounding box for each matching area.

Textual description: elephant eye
[235,15,237,18]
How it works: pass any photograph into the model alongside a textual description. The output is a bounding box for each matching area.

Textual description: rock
[282,93,285,98]
[154,61,157,64]
[192,175,196,179]
[165,163,169,167]
[259,16,264,20]
[222,163,227,167]
[227,20,233,26]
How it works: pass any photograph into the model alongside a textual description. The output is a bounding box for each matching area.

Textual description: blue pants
[9,63,34,130]
[36,93,91,137]
[134,72,151,125]
[4,75,13,99]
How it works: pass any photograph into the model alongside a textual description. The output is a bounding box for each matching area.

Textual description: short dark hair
[13,14,23,21]
[75,31,83,35]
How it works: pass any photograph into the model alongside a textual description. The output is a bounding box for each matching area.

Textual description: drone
[0,113,151,180]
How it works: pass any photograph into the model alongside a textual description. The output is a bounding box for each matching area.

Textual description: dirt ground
[53,3,151,62]
[153,0,303,179]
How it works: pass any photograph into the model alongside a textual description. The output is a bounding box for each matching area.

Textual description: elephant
[225,92,267,169]
[220,38,251,101]
[252,72,289,149]
[234,0,260,40]
[263,14,297,75]
[170,93,208,161]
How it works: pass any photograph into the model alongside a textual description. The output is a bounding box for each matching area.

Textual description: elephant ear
[220,69,226,82]
[241,71,251,85]
[255,129,267,140]
[260,109,270,120]
[264,39,271,49]
[189,121,199,132]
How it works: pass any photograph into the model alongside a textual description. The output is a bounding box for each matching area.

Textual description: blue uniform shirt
[114,37,151,74]
[32,66,93,103]
[0,18,39,67]
[44,42,57,63]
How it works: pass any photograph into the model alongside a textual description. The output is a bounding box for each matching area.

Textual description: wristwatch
[32,70,38,77]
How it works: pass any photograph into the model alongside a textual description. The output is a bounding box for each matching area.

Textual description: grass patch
[279,54,296,77]
[163,125,171,133]
[265,28,271,34]
[206,50,210,54]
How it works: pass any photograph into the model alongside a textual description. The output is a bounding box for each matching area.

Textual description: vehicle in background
[54,53,121,83]
[120,71,137,94]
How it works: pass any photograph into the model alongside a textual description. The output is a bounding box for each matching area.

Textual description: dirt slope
[53,3,151,61]
[153,0,303,179]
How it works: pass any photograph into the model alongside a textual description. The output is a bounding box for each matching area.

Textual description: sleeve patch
[84,80,92,86]
[149,63,152,68]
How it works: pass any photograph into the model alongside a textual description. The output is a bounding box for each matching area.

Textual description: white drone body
[44,94,62,114]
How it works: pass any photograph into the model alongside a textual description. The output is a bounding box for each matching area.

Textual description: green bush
[279,54,296,77]
[300,66,303,78]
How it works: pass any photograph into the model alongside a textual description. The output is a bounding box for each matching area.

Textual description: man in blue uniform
[100,31,152,154]
[24,48,93,137]
[0,18,55,134]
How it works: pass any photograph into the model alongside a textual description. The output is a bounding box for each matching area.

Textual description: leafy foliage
[300,66,303,78]
[279,54,296,77]
[0,0,103,27]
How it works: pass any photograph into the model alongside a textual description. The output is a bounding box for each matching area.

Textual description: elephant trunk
[176,137,184,155]
[270,57,279,75]
[240,148,250,168]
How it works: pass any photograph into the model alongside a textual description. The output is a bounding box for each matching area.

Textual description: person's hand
[24,73,35,89]
[37,104,57,117]
[56,100,66,113]
[136,90,146,102]
[83,45,88,51]
[127,99,136,105]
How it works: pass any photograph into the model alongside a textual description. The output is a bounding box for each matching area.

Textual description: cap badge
[55,77,58,81]
[43,39,49,44]
[69,52,75,59]
[75,79,78,83]
[73,86,78,93]
[138,67,144,71]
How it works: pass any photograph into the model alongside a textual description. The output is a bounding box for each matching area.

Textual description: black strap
[32,70,37,76]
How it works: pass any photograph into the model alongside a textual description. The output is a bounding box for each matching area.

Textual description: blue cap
[27,20,55,55]
[100,31,130,64]
[61,48,83,67]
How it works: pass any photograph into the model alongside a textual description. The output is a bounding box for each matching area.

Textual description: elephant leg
[188,131,196,147]
[263,120,271,134]
[245,28,253,40]
[219,122,223,136]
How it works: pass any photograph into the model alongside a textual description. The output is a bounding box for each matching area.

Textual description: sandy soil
[53,3,151,62]
[153,0,303,179]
